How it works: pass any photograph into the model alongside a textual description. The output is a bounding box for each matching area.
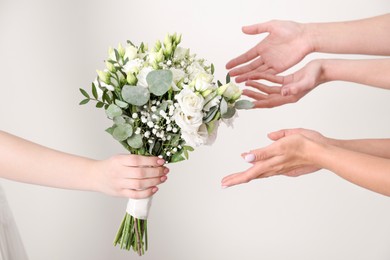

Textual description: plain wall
[1,0,390,259]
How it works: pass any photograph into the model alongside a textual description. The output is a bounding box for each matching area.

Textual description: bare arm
[0,131,168,198]
[309,13,390,55]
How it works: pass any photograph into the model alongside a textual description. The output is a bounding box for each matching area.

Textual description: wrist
[84,159,100,192]
[303,22,321,53]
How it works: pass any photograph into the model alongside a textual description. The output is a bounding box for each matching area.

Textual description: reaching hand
[242,60,324,108]
[221,129,326,188]
[226,20,314,83]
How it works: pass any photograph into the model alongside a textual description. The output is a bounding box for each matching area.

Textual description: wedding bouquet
[79,33,253,255]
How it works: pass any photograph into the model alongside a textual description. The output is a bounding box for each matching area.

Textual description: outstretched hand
[226,20,314,83]
[241,60,324,108]
[221,128,328,188]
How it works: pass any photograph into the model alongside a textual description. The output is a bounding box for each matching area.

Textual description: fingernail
[164,168,170,174]
[152,187,159,193]
[157,159,165,165]
[244,153,255,163]
[221,185,228,189]
[160,176,168,182]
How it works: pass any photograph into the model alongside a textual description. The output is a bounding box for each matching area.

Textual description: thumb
[242,22,270,35]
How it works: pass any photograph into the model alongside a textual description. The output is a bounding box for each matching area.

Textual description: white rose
[124,45,138,61]
[137,67,154,88]
[219,82,242,101]
[123,58,143,74]
[187,61,205,80]
[192,72,214,93]
[173,46,189,61]
[175,88,204,116]
[174,109,203,133]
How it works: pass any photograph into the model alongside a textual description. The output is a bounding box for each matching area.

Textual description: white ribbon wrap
[126,197,153,220]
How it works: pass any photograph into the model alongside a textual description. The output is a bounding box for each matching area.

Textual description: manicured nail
[164,168,170,174]
[152,187,159,193]
[160,176,168,182]
[244,153,255,163]
[157,159,165,165]
[221,185,228,189]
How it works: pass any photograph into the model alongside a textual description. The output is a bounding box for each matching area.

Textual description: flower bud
[164,42,173,57]
[126,73,137,85]
[97,70,111,85]
[163,33,172,47]
[117,43,126,57]
[218,82,242,101]
[154,40,162,52]
[156,49,164,63]
[174,33,182,45]
[108,47,117,61]
[201,89,212,97]
[105,60,116,72]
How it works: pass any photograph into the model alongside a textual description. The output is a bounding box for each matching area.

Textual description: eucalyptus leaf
[146,70,173,96]
[105,104,122,119]
[222,106,236,119]
[105,126,115,135]
[113,116,126,125]
[115,99,129,109]
[112,124,133,141]
[122,85,150,106]
[127,134,143,149]
[235,100,255,109]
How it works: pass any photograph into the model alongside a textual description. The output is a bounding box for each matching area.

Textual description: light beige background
[1,0,390,259]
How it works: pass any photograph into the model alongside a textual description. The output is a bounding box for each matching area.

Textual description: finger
[245,80,281,94]
[120,186,158,199]
[236,71,283,84]
[226,45,259,69]
[221,162,271,187]
[242,22,271,35]
[242,89,267,100]
[229,57,264,77]
[283,166,320,177]
[123,166,169,179]
[125,175,168,190]
[252,94,300,108]
[120,154,165,167]
[267,129,289,141]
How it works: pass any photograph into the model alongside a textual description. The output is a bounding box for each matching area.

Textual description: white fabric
[125,197,153,220]
[0,184,29,260]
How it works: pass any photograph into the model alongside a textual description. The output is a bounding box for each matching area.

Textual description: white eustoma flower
[180,124,208,147]
[123,58,143,74]
[137,67,154,88]
[124,45,138,61]
[187,61,205,80]
[175,88,204,117]
[173,46,189,61]
[170,68,186,91]
[174,109,203,133]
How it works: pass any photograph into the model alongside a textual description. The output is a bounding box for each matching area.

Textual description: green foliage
[122,85,150,106]
[146,70,173,96]
[235,100,254,109]
[106,104,122,119]
[127,134,143,149]
[112,124,133,141]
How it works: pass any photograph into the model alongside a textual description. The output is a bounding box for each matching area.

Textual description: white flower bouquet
[80,33,253,255]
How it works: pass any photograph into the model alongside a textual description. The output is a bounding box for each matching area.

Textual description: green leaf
[203,106,218,123]
[80,88,90,98]
[217,80,222,87]
[115,99,129,109]
[105,126,115,135]
[105,104,122,119]
[171,152,185,163]
[92,83,98,99]
[211,63,215,74]
[113,116,126,125]
[114,49,120,61]
[96,102,104,108]
[222,106,236,119]
[79,99,89,105]
[112,124,133,141]
[235,100,254,109]
[184,149,189,159]
[183,145,194,152]
[146,70,173,96]
[127,40,135,46]
[226,73,231,83]
[127,134,143,149]
[122,85,150,106]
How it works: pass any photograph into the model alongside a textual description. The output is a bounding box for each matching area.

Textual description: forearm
[328,138,390,159]
[0,131,95,191]
[309,141,390,196]
[306,13,390,55]
[320,58,390,89]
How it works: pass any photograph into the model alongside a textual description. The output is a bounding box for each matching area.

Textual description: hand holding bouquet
[80,33,253,255]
